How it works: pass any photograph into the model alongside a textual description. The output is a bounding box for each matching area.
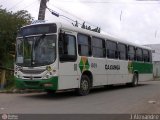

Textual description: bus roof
[57,22,152,50]
[21,21,152,50]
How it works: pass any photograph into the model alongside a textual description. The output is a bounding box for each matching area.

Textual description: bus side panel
[132,62,153,82]
[58,76,79,90]
[138,74,153,82]
[58,61,79,90]
[107,59,131,85]
[89,58,107,86]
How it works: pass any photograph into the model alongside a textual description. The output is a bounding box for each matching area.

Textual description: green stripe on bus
[15,76,58,90]
[130,62,153,74]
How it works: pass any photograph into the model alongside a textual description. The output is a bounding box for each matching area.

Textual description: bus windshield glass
[16,35,56,67]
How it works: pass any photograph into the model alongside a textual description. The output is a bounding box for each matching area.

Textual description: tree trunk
[0,70,6,89]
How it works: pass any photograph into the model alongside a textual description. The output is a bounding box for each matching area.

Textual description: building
[145,44,160,78]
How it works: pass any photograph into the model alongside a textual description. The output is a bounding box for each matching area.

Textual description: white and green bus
[14,22,153,96]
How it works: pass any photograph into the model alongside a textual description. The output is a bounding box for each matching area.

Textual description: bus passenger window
[143,49,149,62]
[92,37,106,58]
[78,34,91,56]
[128,46,135,61]
[106,40,118,59]
[136,48,143,61]
[59,34,77,62]
[149,51,152,62]
[118,43,127,60]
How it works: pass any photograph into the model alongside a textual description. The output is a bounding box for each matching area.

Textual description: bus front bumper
[15,76,58,91]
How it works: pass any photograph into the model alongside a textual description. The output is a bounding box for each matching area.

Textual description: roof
[21,21,152,50]
[58,22,152,50]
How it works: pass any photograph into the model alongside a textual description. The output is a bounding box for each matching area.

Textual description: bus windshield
[16,35,56,67]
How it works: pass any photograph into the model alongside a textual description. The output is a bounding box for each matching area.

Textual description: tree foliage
[0,6,33,67]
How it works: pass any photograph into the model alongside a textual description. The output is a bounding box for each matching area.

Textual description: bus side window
[59,34,77,62]
[106,40,118,59]
[118,43,127,60]
[78,33,91,56]
[136,48,143,61]
[149,51,152,63]
[128,46,135,61]
[143,49,149,62]
[92,37,106,58]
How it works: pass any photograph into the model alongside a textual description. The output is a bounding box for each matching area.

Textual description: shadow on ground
[19,83,149,100]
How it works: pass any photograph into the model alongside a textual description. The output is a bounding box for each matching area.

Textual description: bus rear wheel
[76,75,91,96]
[127,73,138,87]
[132,73,138,86]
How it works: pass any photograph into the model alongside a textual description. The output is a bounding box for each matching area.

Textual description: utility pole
[38,0,49,20]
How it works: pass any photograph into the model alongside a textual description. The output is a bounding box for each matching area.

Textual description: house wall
[153,61,160,77]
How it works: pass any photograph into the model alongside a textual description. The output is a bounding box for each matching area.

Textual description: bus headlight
[46,73,50,79]
[44,72,52,79]
[46,66,52,72]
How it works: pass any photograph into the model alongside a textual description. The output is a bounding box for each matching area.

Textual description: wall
[153,61,160,77]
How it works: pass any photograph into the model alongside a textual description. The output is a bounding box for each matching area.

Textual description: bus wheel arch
[76,71,93,96]
[82,71,93,87]
[132,71,139,87]
[127,71,139,87]
[134,71,139,79]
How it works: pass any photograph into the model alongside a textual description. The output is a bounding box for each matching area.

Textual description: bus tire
[76,75,91,96]
[128,73,138,87]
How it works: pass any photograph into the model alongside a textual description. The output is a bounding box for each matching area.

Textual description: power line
[54,0,160,4]
[8,0,25,11]
[48,3,99,28]
[20,0,38,10]
[47,6,76,23]
[50,4,84,23]
[0,0,8,6]
[46,6,101,32]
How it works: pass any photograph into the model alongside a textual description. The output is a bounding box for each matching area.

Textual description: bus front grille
[20,69,45,74]
[24,81,40,86]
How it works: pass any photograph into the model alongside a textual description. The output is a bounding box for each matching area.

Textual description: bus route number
[91,63,97,68]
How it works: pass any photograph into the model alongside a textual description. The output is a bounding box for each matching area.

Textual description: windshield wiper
[34,34,46,49]
[31,34,46,66]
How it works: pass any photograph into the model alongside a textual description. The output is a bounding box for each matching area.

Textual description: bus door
[58,30,78,90]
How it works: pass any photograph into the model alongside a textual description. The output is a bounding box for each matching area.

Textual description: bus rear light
[44,83,53,87]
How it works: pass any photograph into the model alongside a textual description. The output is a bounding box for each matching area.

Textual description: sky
[1,0,160,45]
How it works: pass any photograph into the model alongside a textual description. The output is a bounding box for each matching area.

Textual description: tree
[0,7,33,89]
[0,6,33,68]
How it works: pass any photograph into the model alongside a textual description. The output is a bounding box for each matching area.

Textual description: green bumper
[15,76,58,90]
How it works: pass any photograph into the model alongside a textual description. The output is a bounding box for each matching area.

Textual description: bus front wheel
[76,75,91,96]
